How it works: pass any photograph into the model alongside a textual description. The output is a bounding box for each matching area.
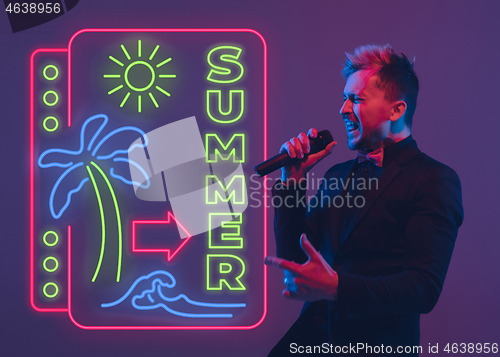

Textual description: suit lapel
[339,140,421,250]
[328,159,357,252]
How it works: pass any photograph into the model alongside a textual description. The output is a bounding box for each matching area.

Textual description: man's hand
[280,128,336,183]
[264,234,339,301]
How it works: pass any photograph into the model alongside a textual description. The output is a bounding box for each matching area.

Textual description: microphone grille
[316,130,334,149]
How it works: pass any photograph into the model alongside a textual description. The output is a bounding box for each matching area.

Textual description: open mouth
[345,120,359,133]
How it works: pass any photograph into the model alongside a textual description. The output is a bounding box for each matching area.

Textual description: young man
[265,44,464,356]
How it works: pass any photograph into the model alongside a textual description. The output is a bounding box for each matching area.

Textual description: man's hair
[342,44,419,128]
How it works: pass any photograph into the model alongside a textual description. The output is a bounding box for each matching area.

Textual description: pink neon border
[30,48,69,313]
[31,28,267,328]
[131,211,192,262]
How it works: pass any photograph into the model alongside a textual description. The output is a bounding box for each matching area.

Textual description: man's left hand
[264,233,339,301]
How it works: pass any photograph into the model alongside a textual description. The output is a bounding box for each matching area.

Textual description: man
[265,44,464,356]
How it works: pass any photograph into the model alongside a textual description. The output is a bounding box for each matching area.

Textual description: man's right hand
[280,128,337,183]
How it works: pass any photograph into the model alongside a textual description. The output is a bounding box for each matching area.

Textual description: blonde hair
[343,44,419,127]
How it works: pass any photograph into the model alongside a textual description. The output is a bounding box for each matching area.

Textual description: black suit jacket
[272,140,464,355]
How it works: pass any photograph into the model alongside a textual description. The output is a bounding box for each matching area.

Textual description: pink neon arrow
[131,211,192,262]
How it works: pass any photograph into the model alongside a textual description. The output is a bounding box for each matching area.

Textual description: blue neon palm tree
[38,114,150,282]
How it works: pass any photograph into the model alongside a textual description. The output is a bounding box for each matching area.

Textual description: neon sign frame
[29,28,268,330]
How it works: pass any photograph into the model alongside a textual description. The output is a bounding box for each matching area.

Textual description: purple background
[1,1,499,356]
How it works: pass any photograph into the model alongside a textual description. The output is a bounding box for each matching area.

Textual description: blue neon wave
[93,126,149,160]
[101,270,175,308]
[109,157,151,189]
[101,270,245,318]
[49,162,89,219]
[38,114,108,169]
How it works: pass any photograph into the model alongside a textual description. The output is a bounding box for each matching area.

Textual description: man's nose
[339,99,352,116]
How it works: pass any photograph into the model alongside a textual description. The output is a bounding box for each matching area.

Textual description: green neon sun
[104,40,176,113]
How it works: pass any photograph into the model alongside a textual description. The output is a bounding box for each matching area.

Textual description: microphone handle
[253,130,333,177]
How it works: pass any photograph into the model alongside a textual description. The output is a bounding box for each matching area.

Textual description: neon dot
[43,91,59,106]
[42,116,59,132]
[43,257,59,273]
[124,61,155,92]
[43,231,59,246]
[43,65,59,81]
[43,282,59,298]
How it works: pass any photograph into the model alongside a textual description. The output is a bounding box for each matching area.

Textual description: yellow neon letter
[205,133,245,163]
[206,46,244,83]
[206,90,244,124]
[206,254,246,290]
[209,213,243,249]
[206,175,245,204]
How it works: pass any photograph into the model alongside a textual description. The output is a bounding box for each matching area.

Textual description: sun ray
[156,58,172,68]
[155,86,171,97]
[120,92,131,107]
[148,92,159,108]
[138,40,142,58]
[120,45,131,60]
[149,45,160,61]
[108,85,124,95]
[109,56,124,67]
[103,74,121,78]
[159,74,177,78]
[138,95,142,113]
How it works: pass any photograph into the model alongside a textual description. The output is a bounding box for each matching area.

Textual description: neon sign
[30,29,267,329]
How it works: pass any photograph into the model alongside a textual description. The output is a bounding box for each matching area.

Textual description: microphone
[253,130,334,177]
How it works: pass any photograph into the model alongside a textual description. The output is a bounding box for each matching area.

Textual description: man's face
[340,69,395,151]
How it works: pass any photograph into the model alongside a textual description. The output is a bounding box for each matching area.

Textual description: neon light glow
[149,45,159,60]
[120,92,130,107]
[206,174,245,204]
[42,230,59,246]
[220,263,232,273]
[209,214,243,249]
[109,56,124,66]
[206,255,246,290]
[124,61,155,91]
[155,85,170,97]
[131,211,192,262]
[110,157,151,189]
[148,92,159,108]
[90,161,123,282]
[107,84,123,95]
[43,116,59,132]
[31,29,268,328]
[207,46,244,83]
[30,48,69,313]
[48,163,89,219]
[43,65,59,81]
[105,42,176,112]
[156,58,171,67]
[43,90,59,106]
[43,282,59,298]
[37,115,148,282]
[43,256,59,272]
[206,90,244,124]
[205,133,245,163]
[101,270,245,318]
[37,113,147,283]
[86,165,106,282]
[120,44,131,60]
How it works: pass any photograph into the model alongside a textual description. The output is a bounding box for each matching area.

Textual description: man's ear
[390,101,407,122]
